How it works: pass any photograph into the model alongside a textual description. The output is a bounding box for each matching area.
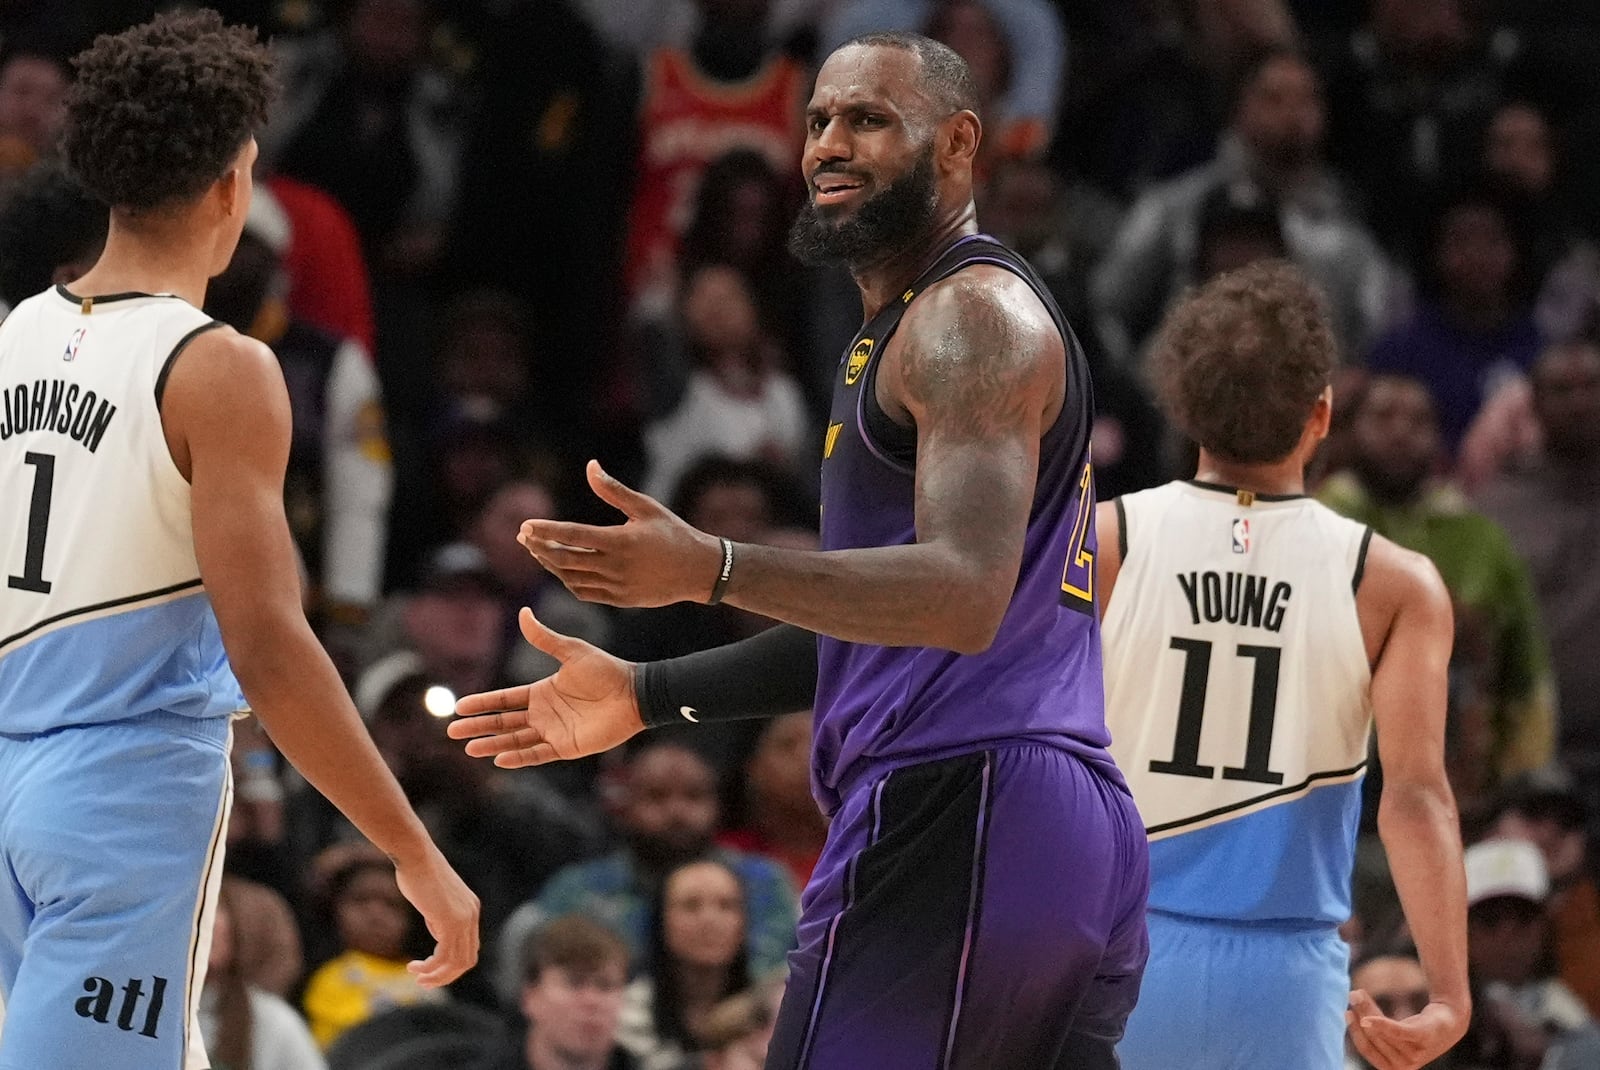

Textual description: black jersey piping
[1352,527,1374,594]
[1184,479,1306,502]
[154,321,225,408]
[1114,496,1128,560]
[0,578,204,655]
[55,284,183,305]
[1144,760,1369,836]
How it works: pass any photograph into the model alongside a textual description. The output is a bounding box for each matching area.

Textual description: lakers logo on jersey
[823,421,843,459]
[845,339,873,386]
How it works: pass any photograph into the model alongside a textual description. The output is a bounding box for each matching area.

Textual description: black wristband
[707,537,735,605]
[636,623,818,728]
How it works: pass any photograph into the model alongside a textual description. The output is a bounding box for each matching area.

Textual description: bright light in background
[424,685,456,719]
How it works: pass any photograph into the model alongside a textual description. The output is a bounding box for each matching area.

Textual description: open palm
[447,608,646,767]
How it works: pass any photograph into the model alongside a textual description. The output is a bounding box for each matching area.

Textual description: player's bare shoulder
[1354,531,1454,667]
[881,265,1064,433]
[158,324,291,477]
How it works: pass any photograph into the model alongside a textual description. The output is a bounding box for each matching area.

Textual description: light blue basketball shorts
[0,711,231,1070]
[1117,909,1350,1070]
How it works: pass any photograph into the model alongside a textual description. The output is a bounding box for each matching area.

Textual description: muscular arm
[165,331,430,865]
[719,269,1063,652]
[1363,538,1471,1019]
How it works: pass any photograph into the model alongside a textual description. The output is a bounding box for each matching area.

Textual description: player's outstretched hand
[1345,989,1468,1070]
[393,844,479,988]
[517,459,724,608]
[447,607,647,768]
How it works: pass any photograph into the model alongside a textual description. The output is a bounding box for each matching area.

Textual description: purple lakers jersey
[812,235,1114,815]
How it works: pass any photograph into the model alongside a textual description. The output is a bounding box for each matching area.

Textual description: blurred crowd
[4,0,1600,1067]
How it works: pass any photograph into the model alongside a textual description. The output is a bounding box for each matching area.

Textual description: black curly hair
[60,9,273,216]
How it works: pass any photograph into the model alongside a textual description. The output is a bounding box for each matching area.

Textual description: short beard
[787,147,940,269]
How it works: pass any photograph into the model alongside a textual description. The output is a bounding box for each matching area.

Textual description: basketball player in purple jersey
[450,31,1148,1070]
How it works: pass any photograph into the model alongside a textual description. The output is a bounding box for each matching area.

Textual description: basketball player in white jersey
[1098,261,1468,1070]
[0,14,476,1070]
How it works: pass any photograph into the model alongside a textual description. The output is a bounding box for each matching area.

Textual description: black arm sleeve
[635,623,819,728]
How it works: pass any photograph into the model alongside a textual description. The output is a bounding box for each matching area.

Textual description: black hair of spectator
[61,9,274,215]
[1149,259,1337,464]
[680,150,790,273]
[521,914,630,987]
[668,455,818,533]
[1224,46,1314,124]
[0,163,106,306]
[840,31,979,118]
[202,229,277,331]
[646,857,752,1051]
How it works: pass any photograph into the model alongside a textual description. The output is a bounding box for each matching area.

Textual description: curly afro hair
[60,9,273,215]
[1149,258,1336,465]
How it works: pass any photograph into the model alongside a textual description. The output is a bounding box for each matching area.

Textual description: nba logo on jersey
[63,327,87,362]
[1231,517,1251,554]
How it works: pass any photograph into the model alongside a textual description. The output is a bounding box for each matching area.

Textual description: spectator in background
[448,0,636,475]
[358,542,512,703]
[619,858,754,1070]
[1491,771,1600,1017]
[1479,100,1600,345]
[0,161,104,314]
[718,712,826,889]
[203,205,393,632]
[622,0,807,320]
[1319,375,1556,794]
[675,150,810,402]
[821,0,1065,161]
[202,884,328,1070]
[496,741,798,1006]
[1477,342,1600,800]
[1322,0,1518,262]
[1092,47,1393,367]
[500,916,639,1070]
[1460,838,1600,1070]
[1368,187,1542,458]
[429,289,569,481]
[302,847,444,1049]
[219,873,306,1001]
[0,42,67,190]
[923,0,1036,171]
[264,0,466,279]
[264,174,377,357]
[642,264,811,502]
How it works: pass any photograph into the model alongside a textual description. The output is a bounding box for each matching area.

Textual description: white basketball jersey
[1103,480,1374,925]
[0,287,241,733]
